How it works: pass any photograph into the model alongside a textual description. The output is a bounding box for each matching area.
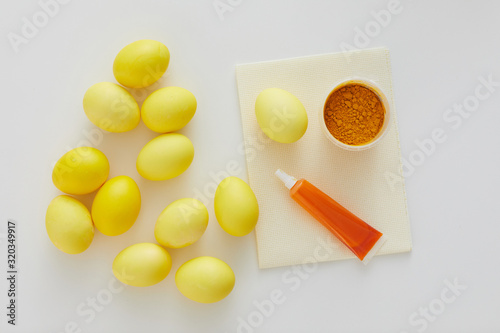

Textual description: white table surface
[1,1,499,332]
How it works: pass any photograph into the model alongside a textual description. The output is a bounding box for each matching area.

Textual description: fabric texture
[235,47,412,269]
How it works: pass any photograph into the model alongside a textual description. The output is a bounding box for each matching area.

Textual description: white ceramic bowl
[320,78,392,151]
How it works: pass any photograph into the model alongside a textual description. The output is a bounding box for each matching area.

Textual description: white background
[1,0,500,332]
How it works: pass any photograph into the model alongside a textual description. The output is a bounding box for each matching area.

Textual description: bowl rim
[319,77,392,152]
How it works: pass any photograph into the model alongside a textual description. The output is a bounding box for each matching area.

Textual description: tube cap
[275,169,298,190]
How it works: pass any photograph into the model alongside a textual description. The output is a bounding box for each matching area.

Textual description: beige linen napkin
[236,47,412,269]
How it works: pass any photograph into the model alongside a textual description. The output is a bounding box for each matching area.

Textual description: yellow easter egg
[112,243,172,287]
[52,147,109,195]
[83,82,140,133]
[113,40,170,88]
[45,195,94,254]
[214,177,259,237]
[91,176,141,236]
[154,198,208,248]
[175,256,235,303]
[141,87,197,133]
[136,133,194,181]
[255,88,308,143]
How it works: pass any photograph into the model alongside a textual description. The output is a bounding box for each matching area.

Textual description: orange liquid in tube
[276,169,386,264]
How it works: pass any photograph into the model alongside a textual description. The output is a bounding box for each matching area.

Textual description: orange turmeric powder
[324,83,385,145]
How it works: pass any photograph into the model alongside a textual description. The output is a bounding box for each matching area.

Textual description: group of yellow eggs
[45,40,259,304]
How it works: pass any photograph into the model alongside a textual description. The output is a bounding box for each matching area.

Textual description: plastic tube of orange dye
[275,169,386,264]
